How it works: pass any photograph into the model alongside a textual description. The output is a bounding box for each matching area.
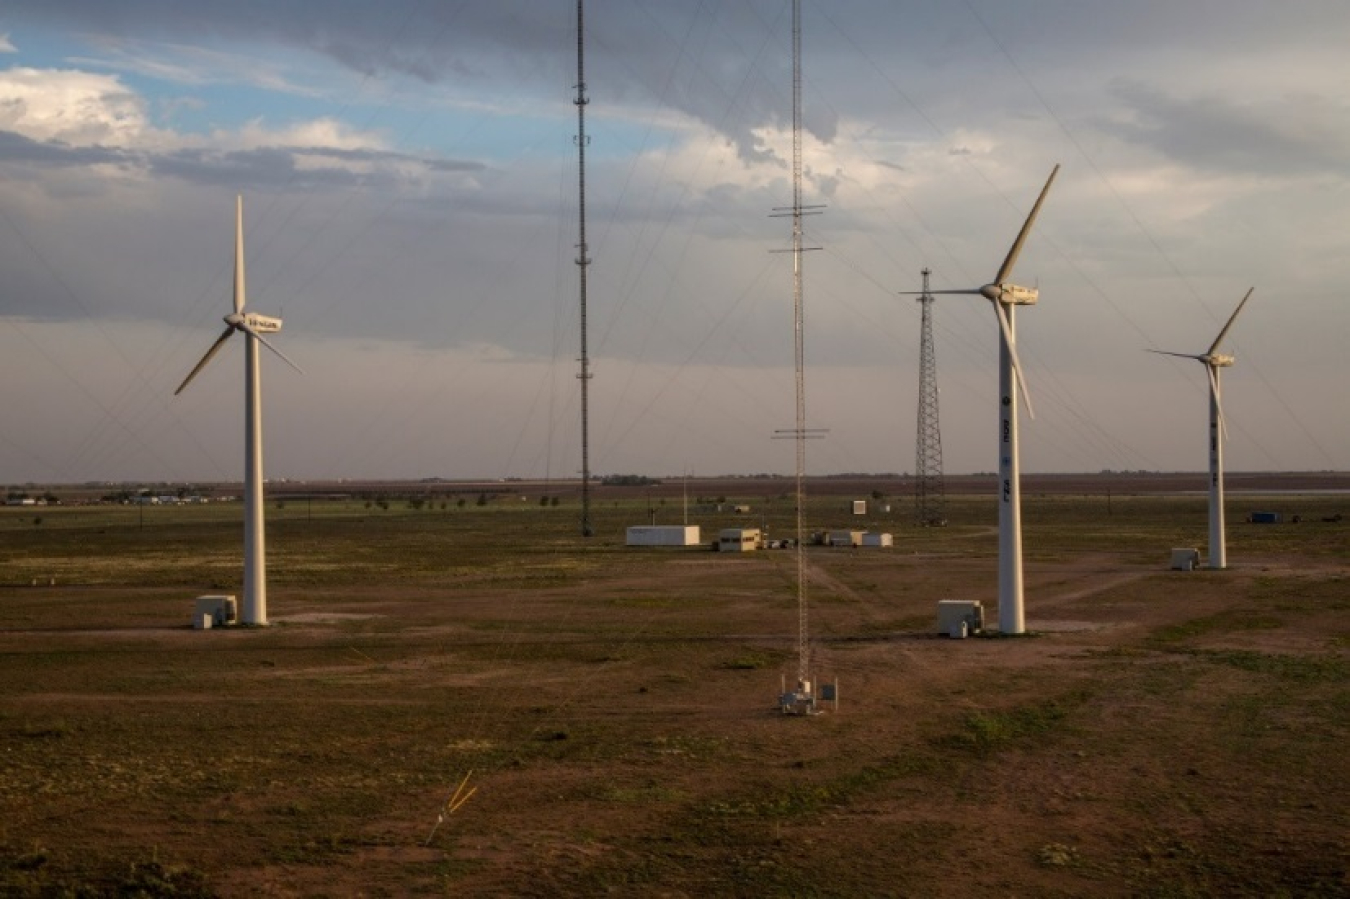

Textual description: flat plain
[1,478,1347,897]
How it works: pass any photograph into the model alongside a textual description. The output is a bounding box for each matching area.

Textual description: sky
[1,0,1347,485]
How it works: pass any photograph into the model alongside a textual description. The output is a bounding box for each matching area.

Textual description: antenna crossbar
[770,205,827,215]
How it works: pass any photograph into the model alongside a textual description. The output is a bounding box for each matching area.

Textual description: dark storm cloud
[1105,80,1350,178]
[5,0,846,164]
[149,146,357,189]
[149,145,485,190]
[0,126,484,191]
[0,128,125,166]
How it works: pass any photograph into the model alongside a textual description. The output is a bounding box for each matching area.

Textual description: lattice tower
[914,268,946,526]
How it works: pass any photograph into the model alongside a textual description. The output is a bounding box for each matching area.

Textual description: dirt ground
[0,488,1347,896]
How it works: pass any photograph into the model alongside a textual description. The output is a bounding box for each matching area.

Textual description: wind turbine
[1148,287,1254,570]
[905,164,1059,635]
[174,196,301,625]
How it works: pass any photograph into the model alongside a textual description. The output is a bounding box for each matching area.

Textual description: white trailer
[828,530,863,547]
[626,525,701,547]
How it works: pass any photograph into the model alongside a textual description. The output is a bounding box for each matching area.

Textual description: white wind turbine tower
[906,165,1059,635]
[174,196,301,626]
[1149,288,1254,570]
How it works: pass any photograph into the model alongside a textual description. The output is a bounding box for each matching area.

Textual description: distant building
[626,525,701,547]
[828,530,863,548]
[718,528,762,552]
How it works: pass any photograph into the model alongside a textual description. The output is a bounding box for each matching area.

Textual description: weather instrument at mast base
[779,675,839,716]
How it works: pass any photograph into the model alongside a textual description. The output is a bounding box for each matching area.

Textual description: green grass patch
[593,782,686,804]
[1149,611,1283,644]
[699,752,943,822]
[1196,649,1347,683]
[0,852,215,899]
[721,649,784,670]
[1251,574,1350,612]
[939,693,1089,756]
[12,718,74,740]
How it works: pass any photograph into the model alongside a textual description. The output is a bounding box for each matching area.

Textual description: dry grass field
[1,481,1347,897]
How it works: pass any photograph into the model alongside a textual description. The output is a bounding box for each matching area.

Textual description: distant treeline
[600,474,662,487]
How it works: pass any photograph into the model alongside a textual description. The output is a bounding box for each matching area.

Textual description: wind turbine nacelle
[983,282,1038,305]
[245,313,283,333]
[1207,353,1235,368]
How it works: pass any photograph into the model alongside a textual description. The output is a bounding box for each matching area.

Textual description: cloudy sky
[1,1,1347,484]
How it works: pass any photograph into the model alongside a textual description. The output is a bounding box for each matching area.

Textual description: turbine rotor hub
[984,282,1038,305]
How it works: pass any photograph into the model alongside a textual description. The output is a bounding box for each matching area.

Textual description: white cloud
[0,66,158,148]
[0,64,470,197]
[229,116,388,153]
[0,64,390,156]
[0,33,16,53]
[71,36,326,98]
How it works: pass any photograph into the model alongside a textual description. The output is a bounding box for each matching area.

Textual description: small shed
[861,532,893,548]
[718,528,761,552]
[851,500,866,515]
[193,595,237,629]
[938,599,984,637]
[1170,547,1200,571]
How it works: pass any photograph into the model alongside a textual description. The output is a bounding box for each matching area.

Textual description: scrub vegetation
[1,483,1346,896]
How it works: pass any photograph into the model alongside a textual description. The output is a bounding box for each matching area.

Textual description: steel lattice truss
[914,268,946,527]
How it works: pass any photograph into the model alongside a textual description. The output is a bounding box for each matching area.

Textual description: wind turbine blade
[239,323,304,375]
[994,164,1060,285]
[174,326,236,395]
[1208,286,1254,355]
[233,195,246,315]
[1146,349,1205,361]
[1207,364,1228,441]
[899,289,983,296]
[993,301,1034,419]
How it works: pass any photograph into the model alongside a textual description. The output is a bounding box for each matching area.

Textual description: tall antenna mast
[914,268,946,527]
[773,0,828,714]
[573,0,594,538]
[682,470,689,526]
[789,0,807,691]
